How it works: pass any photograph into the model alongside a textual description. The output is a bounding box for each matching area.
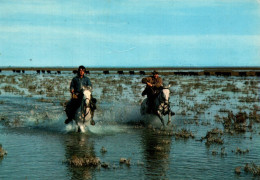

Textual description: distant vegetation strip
[0,67,259,76]
[0,66,260,71]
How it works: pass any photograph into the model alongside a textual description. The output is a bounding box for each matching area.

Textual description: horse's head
[74,86,94,132]
[82,86,92,105]
[161,83,171,103]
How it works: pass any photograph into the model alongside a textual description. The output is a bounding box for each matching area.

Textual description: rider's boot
[65,118,72,124]
[64,110,74,124]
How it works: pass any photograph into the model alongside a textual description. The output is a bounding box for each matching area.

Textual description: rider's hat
[152,70,159,75]
[78,65,86,71]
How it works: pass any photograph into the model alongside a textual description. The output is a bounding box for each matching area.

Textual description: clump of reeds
[239,96,258,103]
[28,85,37,92]
[214,114,222,123]
[233,147,249,154]
[223,111,249,133]
[244,162,260,176]
[201,128,224,146]
[3,85,20,93]
[235,166,241,174]
[222,83,240,92]
[100,146,107,154]
[0,114,7,121]
[0,144,7,159]
[66,155,100,167]
[249,110,260,123]
[175,128,195,139]
[119,158,131,166]
[211,147,227,156]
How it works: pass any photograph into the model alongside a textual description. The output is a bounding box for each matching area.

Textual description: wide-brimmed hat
[152,70,159,75]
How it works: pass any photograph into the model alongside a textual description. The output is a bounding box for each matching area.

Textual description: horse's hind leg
[167,112,171,125]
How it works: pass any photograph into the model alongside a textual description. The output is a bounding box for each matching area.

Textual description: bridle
[80,94,91,123]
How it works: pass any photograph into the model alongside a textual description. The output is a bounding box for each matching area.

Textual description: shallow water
[0,72,259,179]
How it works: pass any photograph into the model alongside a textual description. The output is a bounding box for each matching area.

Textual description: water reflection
[64,133,96,180]
[141,129,173,179]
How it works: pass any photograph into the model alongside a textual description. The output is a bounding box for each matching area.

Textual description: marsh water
[0,71,259,179]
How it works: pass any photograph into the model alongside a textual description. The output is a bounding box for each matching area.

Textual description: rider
[141,70,163,113]
[65,65,92,124]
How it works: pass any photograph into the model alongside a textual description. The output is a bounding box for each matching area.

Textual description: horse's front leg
[167,105,175,125]
[157,110,165,126]
[77,125,85,133]
[76,114,86,133]
[90,111,95,125]
[77,119,86,133]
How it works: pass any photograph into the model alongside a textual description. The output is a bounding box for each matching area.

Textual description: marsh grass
[0,144,7,159]
[244,163,260,176]
[66,155,101,167]
[0,74,259,157]
[3,85,20,93]
[175,128,195,139]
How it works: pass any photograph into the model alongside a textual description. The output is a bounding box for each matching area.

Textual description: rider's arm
[142,77,153,86]
[142,77,153,87]
[70,77,76,93]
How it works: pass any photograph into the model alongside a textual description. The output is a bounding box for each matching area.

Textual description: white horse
[140,84,173,127]
[74,86,95,133]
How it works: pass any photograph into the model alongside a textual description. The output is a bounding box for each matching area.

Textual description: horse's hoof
[91,120,95,126]
[171,111,175,116]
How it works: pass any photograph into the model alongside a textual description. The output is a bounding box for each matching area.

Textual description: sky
[0,0,260,67]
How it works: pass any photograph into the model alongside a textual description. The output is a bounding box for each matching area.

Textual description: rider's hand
[147,82,152,87]
[72,94,78,99]
[71,90,78,99]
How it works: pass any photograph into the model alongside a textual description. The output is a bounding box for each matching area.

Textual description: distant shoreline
[1,66,259,76]
[1,66,260,71]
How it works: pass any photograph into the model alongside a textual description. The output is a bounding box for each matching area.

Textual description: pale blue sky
[0,0,260,67]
